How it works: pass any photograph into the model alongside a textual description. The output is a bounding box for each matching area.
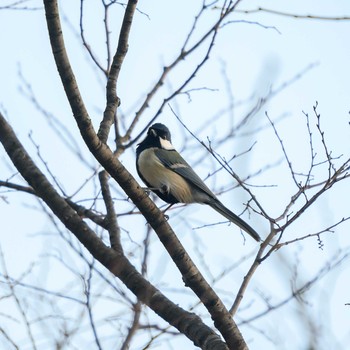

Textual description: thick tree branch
[42,1,247,348]
[44,0,99,151]
[0,111,228,350]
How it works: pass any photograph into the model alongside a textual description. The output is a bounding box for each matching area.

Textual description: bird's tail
[208,200,261,242]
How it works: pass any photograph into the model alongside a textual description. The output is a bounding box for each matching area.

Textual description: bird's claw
[142,187,152,196]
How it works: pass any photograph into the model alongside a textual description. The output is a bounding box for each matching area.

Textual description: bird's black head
[148,123,172,142]
[136,123,173,155]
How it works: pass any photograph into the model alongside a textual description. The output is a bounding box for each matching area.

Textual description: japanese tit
[136,123,260,242]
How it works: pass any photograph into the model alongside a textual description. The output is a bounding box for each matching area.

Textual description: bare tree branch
[0,246,38,349]
[122,0,244,147]
[98,0,138,144]
[79,0,108,76]
[236,7,350,21]
[0,111,229,349]
[41,1,249,347]
[99,170,123,252]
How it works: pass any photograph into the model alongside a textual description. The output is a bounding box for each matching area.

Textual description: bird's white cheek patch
[160,138,175,150]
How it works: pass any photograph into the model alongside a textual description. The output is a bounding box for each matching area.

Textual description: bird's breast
[137,148,193,203]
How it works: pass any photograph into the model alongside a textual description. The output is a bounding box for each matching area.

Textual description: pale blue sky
[1,1,350,349]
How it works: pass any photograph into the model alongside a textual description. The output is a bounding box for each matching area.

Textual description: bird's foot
[142,187,158,196]
[161,203,175,221]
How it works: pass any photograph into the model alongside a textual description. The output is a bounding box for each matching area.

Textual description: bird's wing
[154,148,216,200]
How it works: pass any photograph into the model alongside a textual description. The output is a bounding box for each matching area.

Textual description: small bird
[136,123,260,242]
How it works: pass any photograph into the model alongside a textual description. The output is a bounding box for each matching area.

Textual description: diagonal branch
[97,0,138,144]
[42,1,248,348]
[0,111,228,350]
[43,0,98,150]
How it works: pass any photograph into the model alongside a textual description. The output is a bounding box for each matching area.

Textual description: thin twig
[236,7,350,21]
[79,0,108,75]
[275,217,350,248]
[122,0,245,148]
[239,250,350,324]
[85,260,103,350]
